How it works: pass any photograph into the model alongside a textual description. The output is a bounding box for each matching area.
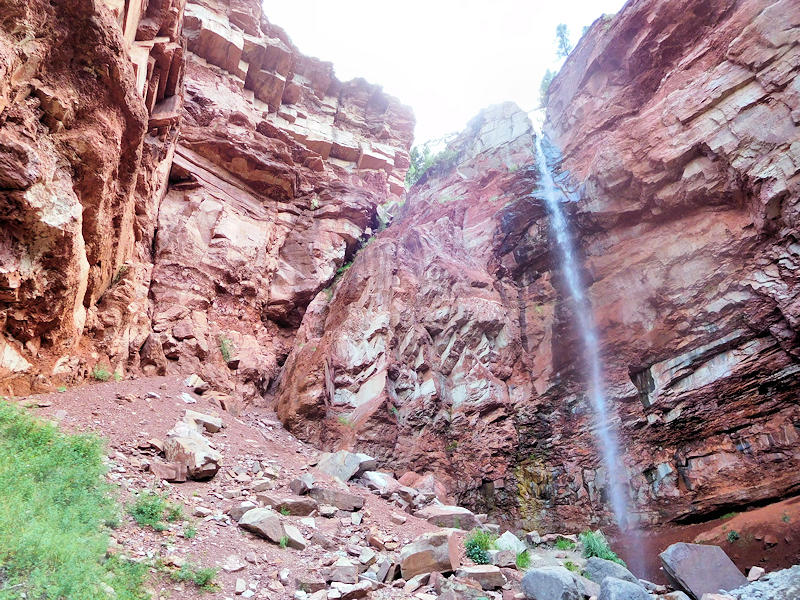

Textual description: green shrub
[727,530,740,543]
[183,524,197,539]
[92,365,111,381]
[169,564,218,591]
[128,492,182,531]
[464,529,496,565]
[0,400,148,599]
[579,530,626,567]
[720,511,739,520]
[279,507,291,516]
[516,550,531,570]
[782,513,791,523]
[564,560,580,573]
[279,535,289,549]
[555,538,576,550]
[57,385,67,393]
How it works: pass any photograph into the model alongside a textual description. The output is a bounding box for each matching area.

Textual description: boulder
[599,577,650,600]
[309,486,364,511]
[584,557,639,585]
[317,450,374,482]
[183,409,223,433]
[282,523,308,550]
[495,531,528,555]
[456,565,507,590]
[237,508,284,543]
[361,471,401,495]
[227,500,257,522]
[289,472,315,495]
[521,566,582,600]
[328,557,358,584]
[660,543,747,599]
[400,530,460,579]
[414,504,479,530]
[492,550,517,568]
[163,428,221,480]
[256,492,318,515]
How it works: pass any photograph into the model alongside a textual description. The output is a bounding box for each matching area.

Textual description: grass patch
[720,511,739,520]
[128,491,183,532]
[0,400,149,599]
[516,549,531,570]
[464,529,496,565]
[169,563,218,591]
[92,365,111,381]
[555,538,576,550]
[579,530,626,567]
[279,507,291,516]
[564,560,580,573]
[183,524,197,539]
[279,535,289,549]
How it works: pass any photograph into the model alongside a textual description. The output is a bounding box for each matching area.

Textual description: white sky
[264,1,626,145]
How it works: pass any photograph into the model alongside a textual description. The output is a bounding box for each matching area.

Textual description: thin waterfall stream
[533,133,632,532]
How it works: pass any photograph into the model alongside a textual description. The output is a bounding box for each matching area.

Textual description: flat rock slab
[455,565,507,590]
[317,450,375,482]
[660,542,747,599]
[414,504,479,530]
[309,486,364,511]
[256,492,318,515]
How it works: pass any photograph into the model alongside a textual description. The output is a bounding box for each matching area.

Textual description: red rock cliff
[0,0,413,403]
[275,0,800,530]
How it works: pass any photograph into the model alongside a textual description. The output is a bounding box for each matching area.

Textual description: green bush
[0,400,148,599]
[727,530,740,543]
[579,530,626,567]
[464,529,496,565]
[555,538,576,550]
[128,492,182,532]
[516,550,531,570]
[564,560,580,573]
[92,365,111,381]
[279,535,289,549]
[169,564,218,591]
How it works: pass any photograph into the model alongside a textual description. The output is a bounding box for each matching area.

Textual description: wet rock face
[276,0,800,529]
[544,0,800,524]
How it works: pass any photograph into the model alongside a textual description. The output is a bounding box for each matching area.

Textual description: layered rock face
[276,0,800,529]
[0,0,181,391]
[0,0,413,400]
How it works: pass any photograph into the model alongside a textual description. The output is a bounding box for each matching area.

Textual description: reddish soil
[11,375,436,599]
[615,496,800,584]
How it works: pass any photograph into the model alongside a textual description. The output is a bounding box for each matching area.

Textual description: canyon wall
[0,0,413,401]
[2,0,798,531]
[275,0,800,529]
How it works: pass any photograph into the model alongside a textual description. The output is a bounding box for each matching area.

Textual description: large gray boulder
[521,566,582,600]
[598,577,650,600]
[317,450,375,482]
[237,508,284,543]
[584,557,640,585]
[660,543,747,599]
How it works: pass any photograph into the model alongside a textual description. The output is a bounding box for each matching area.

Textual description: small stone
[222,555,247,572]
[747,565,765,581]
[235,578,247,594]
[390,512,407,525]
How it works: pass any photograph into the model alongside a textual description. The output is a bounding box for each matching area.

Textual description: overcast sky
[265,0,627,145]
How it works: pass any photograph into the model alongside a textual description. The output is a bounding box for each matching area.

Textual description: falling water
[533,133,631,530]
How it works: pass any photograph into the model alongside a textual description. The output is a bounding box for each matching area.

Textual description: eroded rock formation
[275,0,800,529]
[2,0,799,533]
[0,0,413,401]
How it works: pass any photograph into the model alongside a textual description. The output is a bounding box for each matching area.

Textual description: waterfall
[534,134,631,530]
